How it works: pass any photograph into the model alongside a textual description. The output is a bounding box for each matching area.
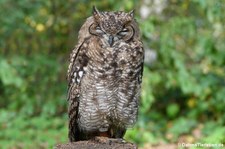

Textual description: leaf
[166,103,180,118]
[0,58,23,87]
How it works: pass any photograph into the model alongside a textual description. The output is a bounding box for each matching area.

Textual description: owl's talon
[94,137,126,144]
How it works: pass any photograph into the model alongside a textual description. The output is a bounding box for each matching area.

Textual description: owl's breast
[77,39,143,132]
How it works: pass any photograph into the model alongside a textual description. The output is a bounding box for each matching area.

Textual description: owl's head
[89,6,136,47]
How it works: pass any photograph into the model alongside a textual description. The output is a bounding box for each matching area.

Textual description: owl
[67,6,144,142]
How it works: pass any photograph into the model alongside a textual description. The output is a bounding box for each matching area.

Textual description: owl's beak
[108,35,114,47]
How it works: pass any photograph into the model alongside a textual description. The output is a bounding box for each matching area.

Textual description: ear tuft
[93,6,101,21]
[93,6,100,16]
[128,10,134,18]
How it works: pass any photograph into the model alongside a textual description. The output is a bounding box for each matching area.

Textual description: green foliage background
[0,0,224,148]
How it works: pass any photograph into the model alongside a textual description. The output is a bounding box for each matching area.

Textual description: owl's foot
[94,136,126,144]
[113,138,126,143]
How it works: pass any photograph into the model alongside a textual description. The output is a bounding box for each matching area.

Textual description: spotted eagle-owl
[67,6,144,142]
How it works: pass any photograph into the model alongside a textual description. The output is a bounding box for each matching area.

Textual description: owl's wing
[67,40,84,82]
[138,46,145,84]
[67,41,86,142]
[67,17,94,142]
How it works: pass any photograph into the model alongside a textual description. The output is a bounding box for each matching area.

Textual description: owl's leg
[114,127,127,142]
[109,126,126,138]
[114,129,126,138]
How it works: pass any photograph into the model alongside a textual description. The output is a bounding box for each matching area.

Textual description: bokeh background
[0,0,224,148]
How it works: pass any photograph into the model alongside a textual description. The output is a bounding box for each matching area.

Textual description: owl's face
[89,6,135,47]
